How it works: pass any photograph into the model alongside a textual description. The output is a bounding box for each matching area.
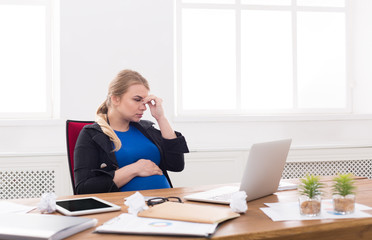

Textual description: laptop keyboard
[196,186,239,202]
[208,192,237,201]
[184,186,240,203]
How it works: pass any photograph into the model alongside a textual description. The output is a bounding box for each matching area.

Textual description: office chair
[66,120,94,194]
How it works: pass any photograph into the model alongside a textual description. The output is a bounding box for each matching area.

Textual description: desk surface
[8,178,372,240]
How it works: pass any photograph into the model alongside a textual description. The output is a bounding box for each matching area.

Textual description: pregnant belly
[120,174,170,192]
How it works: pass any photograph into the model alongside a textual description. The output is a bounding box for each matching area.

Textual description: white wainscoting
[168,146,372,188]
[1,145,372,199]
[0,152,72,199]
[168,151,248,187]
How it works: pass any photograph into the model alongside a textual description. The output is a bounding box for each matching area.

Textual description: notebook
[184,139,292,204]
[0,213,97,240]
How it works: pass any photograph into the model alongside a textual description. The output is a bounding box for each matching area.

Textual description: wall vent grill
[0,170,55,199]
[283,159,372,179]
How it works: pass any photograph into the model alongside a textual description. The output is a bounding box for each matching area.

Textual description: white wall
[1,0,372,195]
[60,0,175,122]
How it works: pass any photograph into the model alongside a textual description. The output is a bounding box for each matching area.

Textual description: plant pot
[299,195,321,216]
[333,194,355,214]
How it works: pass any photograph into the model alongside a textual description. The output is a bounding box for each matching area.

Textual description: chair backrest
[66,120,94,194]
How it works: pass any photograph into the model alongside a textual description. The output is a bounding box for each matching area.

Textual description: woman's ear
[111,95,121,106]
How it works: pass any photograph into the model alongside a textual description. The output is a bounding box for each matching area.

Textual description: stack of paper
[96,213,217,237]
[0,213,97,240]
[97,202,240,237]
[277,180,298,191]
[261,199,372,221]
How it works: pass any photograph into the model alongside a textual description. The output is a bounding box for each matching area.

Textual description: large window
[0,0,56,119]
[176,0,349,115]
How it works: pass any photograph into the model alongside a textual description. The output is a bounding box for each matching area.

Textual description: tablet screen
[56,197,121,215]
[56,198,112,212]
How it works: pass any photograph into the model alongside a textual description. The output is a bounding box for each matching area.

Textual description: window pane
[242,0,291,6]
[297,12,346,108]
[0,5,47,113]
[297,0,345,7]
[181,9,236,110]
[241,10,293,110]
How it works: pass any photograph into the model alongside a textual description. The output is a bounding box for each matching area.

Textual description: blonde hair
[96,69,150,151]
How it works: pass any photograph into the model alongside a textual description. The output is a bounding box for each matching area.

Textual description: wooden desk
[8,179,372,240]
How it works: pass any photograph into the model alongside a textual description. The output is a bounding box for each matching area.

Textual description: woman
[74,69,189,194]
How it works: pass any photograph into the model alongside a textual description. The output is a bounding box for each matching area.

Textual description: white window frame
[0,0,58,120]
[175,0,351,118]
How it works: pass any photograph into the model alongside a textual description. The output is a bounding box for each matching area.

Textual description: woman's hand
[143,94,177,139]
[143,95,165,121]
[134,159,163,177]
[113,159,162,188]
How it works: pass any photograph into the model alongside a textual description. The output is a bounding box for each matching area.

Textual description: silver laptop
[184,139,292,204]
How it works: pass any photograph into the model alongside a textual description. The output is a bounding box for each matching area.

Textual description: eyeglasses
[146,197,183,207]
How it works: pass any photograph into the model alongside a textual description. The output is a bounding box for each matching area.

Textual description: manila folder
[138,202,240,224]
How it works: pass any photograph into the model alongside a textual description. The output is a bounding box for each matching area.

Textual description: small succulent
[299,174,323,199]
[332,173,356,197]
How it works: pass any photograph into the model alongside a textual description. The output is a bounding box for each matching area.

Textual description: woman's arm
[74,129,119,194]
[113,159,163,188]
[144,95,177,139]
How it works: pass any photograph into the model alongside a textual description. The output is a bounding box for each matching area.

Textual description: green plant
[332,173,356,196]
[299,174,323,199]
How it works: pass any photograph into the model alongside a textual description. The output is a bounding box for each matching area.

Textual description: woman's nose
[140,101,147,110]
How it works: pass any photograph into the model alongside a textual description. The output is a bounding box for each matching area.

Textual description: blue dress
[114,126,171,191]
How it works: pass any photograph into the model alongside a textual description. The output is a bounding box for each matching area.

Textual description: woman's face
[112,84,149,122]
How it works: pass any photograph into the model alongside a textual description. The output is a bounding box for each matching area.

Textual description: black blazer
[74,120,189,194]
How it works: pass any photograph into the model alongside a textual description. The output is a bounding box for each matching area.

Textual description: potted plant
[332,173,356,214]
[298,174,323,216]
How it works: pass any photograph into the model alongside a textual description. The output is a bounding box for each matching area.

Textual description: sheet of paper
[95,213,218,237]
[261,199,372,221]
[0,201,35,214]
[277,180,298,191]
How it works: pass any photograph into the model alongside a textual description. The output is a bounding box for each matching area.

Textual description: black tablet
[56,197,121,216]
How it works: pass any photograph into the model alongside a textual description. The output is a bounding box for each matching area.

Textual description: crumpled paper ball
[124,191,149,215]
[229,191,248,213]
[37,192,57,214]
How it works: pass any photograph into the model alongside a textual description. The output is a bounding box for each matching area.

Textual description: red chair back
[66,120,94,194]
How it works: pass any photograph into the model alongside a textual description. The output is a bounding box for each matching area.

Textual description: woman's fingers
[135,159,163,177]
[143,95,165,120]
